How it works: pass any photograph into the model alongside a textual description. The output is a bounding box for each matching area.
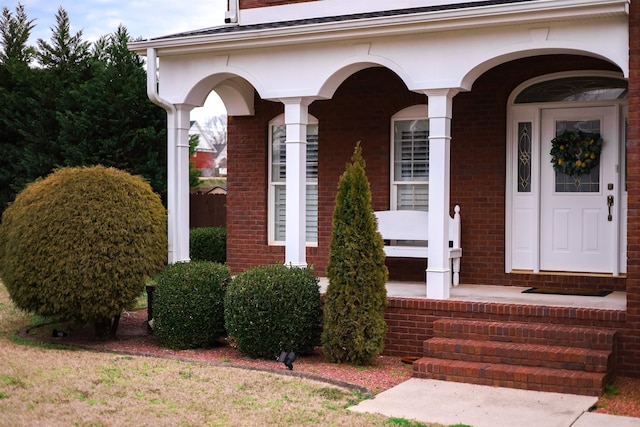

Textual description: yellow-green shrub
[0,166,167,339]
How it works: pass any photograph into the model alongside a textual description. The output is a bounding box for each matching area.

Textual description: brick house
[189,120,216,177]
[130,0,640,392]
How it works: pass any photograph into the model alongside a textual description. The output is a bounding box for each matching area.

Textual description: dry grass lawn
[0,284,426,427]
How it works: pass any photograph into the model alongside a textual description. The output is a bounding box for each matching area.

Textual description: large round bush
[0,166,167,339]
[153,261,230,349]
[224,265,321,359]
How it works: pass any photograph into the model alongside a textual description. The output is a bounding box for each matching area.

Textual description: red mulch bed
[30,308,640,418]
[31,308,413,395]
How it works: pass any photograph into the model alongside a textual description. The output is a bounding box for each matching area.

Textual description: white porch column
[282,98,312,267]
[167,105,192,264]
[424,89,458,299]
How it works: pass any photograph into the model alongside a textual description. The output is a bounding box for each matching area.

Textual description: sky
[3,0,229,120]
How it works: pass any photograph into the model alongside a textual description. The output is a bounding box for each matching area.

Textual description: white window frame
[268,113,319,246]
[390,105,429,211]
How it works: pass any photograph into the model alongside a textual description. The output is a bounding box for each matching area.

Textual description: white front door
[539,107,618,273]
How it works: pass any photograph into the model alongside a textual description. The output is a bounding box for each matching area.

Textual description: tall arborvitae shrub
[0,166,167,340]
[322,143,388,365]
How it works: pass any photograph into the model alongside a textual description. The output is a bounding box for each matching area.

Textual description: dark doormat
[522,287,612,297]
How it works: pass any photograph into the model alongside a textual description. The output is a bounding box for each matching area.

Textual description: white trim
[129,0,628,55]
[240,0,628,26]
[505,70,628,274]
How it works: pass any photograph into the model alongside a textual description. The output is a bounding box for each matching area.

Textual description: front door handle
[607,195,614,221]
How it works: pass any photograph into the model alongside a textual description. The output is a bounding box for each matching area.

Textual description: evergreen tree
[189,134,202,189]
[0,3,35,66]
[36,7,91,76]
[0,3,36,211]
[0,6,168,214]
[322,143,388,365]
[56,24,167,196]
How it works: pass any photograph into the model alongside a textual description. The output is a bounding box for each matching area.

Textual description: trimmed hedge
[190,227,226,264]
[224,265,321,359]
[153,261,231,349]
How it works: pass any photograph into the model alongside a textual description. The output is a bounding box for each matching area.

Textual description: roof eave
[128,0,629,56]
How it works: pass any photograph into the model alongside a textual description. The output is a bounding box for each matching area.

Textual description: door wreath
[549,130,603,177]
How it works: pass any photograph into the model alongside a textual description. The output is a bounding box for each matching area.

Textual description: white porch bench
[374,205,462,286]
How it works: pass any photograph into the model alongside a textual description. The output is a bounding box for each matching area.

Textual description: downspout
[146,48,175,115]
[225,0,239,24]
[146,48,178,264]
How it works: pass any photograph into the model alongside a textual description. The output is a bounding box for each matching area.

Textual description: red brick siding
[620,0,640,377]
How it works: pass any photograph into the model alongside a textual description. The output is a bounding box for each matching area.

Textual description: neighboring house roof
[150,0,535,41]
[189,120,216,153]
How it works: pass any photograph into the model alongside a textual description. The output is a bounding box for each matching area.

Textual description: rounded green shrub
[189,227,226,263]
[224,265,321,359]
[0,166,167,339]
[153,261,231,349]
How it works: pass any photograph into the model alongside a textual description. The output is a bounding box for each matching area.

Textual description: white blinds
[271,124,319,243]
[393,119,429,210]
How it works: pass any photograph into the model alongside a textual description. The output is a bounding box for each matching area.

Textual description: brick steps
[432,319,616,350]
[425,338,612,372]
[413,357,606,396]
[413,319,616,396]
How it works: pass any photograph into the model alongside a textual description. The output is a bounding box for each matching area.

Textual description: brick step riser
[424,339,611,373]
[413,357,608,396]
[433,321,615,350]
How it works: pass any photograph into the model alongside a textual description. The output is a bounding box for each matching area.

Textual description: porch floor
[317,279,626,311]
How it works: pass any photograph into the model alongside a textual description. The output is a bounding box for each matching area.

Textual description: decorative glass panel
[554,120,600,193]
[517,122,532,193]
[515,77,627,104]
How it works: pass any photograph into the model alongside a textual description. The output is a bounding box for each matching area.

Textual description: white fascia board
[239,0,626,25]
[240,0,489,25]
[129,0,628,56]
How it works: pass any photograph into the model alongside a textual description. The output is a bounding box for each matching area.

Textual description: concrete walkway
[350,378,640,427]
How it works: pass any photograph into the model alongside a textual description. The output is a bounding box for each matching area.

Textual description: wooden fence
[189,193,226,228]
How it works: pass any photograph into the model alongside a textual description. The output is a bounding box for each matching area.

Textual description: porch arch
[461,46,628,90]
[317,56,414,99]
[184,74,256,117]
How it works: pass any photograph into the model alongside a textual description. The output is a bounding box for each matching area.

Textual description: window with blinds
[269,119,318,244]
[392,116,429,210]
